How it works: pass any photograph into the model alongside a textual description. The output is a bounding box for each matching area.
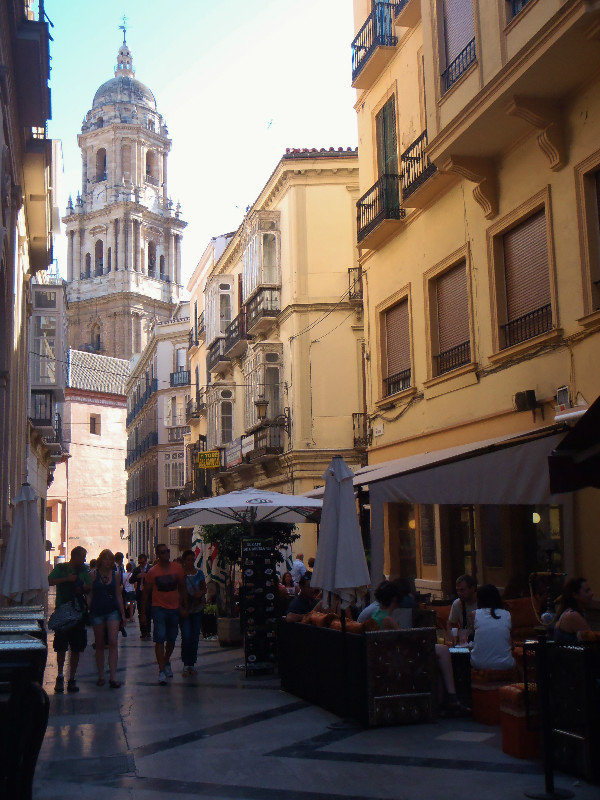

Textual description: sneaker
[67,679,79,693]
[54,675,64,693]
[158,671,167,686]
[181,666,190,677]
[189,666,198,676]
[163,662,173,679]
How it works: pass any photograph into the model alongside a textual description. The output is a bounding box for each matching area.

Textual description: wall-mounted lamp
[254,399,291,434]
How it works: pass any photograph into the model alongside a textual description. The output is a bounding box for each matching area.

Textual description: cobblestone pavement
[34,627,596,800]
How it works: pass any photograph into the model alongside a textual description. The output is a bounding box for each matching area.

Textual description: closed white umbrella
[0,483,48,605]
[311,456,370,608]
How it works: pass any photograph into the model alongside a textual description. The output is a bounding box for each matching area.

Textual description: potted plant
[199,521,299,647]
[202,603,218,638]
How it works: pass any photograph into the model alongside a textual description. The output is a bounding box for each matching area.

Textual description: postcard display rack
[242,537,277,675]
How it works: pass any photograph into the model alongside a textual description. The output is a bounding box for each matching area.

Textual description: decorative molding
[440,156,498,218]
[506,95,565,171]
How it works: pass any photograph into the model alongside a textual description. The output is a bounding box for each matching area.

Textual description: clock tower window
[95,240,104,276]
[95,148,107,182]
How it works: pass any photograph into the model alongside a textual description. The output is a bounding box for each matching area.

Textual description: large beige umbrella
[311,456,370,608]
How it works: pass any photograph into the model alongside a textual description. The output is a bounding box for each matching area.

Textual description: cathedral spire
[115,16,134,79]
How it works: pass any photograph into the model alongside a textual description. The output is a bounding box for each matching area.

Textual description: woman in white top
[470,584,514,671]
[122,563,136,622]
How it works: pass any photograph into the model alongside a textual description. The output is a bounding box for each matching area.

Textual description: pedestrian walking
[131,553,151,639]
[48,545,91,693]
[89,549,126,688]
[180,549,206,676]
[123,562,137,622]
[140,543,186,685]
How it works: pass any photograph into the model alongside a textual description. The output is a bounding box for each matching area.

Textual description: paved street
[34,629,596,800]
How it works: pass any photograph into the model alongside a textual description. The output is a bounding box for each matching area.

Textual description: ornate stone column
[168,231,175,282]
[113,219,119,272]
[175,235,181,285]
[67,231,74,282]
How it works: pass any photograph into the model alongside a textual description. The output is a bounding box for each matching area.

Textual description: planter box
[278,622,437,727]
[217,617,241,647]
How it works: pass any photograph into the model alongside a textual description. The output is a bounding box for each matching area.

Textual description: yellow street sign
[197,450,221,469]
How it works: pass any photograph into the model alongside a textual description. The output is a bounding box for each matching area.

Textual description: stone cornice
[62,202,187,230]
[78,123,172,151]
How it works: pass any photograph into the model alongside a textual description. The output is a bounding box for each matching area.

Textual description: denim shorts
[90,610,120,627]
[152,607,179,643]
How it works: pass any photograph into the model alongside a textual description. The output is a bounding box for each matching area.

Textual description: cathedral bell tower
[63,38,186,360]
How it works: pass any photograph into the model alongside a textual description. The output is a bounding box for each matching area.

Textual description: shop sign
[197,450,221,469]
[225,439,243,469]
[241,434,254,457]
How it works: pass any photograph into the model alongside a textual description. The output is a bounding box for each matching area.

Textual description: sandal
[96,678,105,687]
[109,680,122,689]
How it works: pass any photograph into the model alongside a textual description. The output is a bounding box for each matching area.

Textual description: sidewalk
[35,629,595,800]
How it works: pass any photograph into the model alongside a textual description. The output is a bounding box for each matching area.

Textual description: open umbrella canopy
[0,483,48,605]
[311,456,370,608]
[166,488,322,529]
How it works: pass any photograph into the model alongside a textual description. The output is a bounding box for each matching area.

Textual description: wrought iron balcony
[357,174,403,248]
[434,341,471,376]
[351,3,399,89]
[197,311,205,341]
[352,412,369,450]
[170,370,191,388]
[188,327,198,350]
[125,430,158,470]
[246,288,281,335]
[207,338,230,373]
[245,425,284,462]
[224,310,251,358]
[167,426,190,443]
[186,393,206,422]
[401,130,436,201]
[348,267,363,300]
[126,378,158,427]
[501,304,552,349]
[384,367,411,397]
[442,38,476,94]
[510,0,532,18]
[125,491,159,516]
[30,390,53,430]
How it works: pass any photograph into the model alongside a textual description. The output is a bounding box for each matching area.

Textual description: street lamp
[254,398,291,435]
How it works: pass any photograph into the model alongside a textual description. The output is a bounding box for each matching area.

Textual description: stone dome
[92,75,156,111]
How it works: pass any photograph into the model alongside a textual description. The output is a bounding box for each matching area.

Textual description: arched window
[147,241,156,276]
[96,117,104,129]
[121,144,131,181]
[145,150,156,183]
[94,240,103,276]
[91,323,101,351]
[107,247,112,272]
[84,253,91,278]
[95,148,107,182]
[159,254,165,280]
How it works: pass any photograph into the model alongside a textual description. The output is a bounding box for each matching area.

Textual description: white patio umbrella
[311,456,370,609]
[165,487,322,531]
[0,483,48,605]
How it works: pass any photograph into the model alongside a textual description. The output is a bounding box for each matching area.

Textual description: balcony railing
[125,430,158,469]
[351,3,398,84]
[352,412,369,449]
[246,426,284,460]
[442,38,476,93]
[384,367,411,397]
[510,0,532,18]
[501,304,552,349]
[197,311,205,340]
[125,491,159,516]
[434,341,471,376]
[170,370,191,388]
[207,338,230,373]
[357,174,402,244]
[401,130,436,199]
[224,309,250,356]
[186,395,205,421]
[167,426,190,443]
[188,327,198,350]
[348,267,363,300]
[246,288,281,332]
[126,378,158,427]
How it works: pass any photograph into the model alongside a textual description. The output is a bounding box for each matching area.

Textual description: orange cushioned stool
[499,683,539,760]
[471,668,517,725]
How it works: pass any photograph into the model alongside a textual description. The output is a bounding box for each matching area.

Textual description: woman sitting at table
[553,577,594,644]
[373,582,465,712]
[470,584,514,671]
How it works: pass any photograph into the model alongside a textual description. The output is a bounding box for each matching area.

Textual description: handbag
[48,598,85,632]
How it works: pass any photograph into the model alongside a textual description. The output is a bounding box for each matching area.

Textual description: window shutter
[442,0,475,65]
[376,96,398,176]
[503,210,550,322]
[385,300,410,377]
[436,261,469,352]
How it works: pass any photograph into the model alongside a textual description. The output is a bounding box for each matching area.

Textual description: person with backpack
[48,546,91,693]
[89,549,126,688]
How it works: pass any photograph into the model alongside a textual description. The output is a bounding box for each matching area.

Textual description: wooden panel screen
[436,261,469,352]
[503,209,550,322]
[376,95,398,177]
[385,300,410,377]
[442,0,475,65]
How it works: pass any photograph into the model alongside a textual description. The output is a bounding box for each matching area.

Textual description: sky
[46,0,358,288]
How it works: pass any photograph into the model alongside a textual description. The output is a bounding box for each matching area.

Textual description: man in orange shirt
[140,543,187,685]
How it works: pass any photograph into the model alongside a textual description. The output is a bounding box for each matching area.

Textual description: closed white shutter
[503,210,550,322]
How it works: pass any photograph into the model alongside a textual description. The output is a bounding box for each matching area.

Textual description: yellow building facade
[186,149,365,557]
[351,0,600,596]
